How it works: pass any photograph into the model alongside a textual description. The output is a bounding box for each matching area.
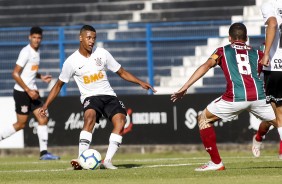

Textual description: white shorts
[207,97,275,122]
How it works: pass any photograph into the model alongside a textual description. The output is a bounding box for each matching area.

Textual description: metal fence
[0,20,264,96]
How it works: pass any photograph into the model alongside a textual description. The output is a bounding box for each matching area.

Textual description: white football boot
[195,161,225,171]
[252,135,262,158]
[101,160,118,170]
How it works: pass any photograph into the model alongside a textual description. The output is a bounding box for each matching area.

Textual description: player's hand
[41,74,52,83]
[260,54,270,67]
[140,82,157,93]
[38,105,48,118]
[27,89,39,100]
[171,89,187,102]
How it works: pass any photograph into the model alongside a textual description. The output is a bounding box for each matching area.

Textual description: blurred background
[0,0,278,150]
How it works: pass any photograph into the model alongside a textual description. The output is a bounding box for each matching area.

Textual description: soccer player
[38,25,156,170]
[0,27,60,160]
[171,22,278,171]
[252,0,282,159]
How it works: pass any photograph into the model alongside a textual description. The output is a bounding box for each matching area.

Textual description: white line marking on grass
[0,169,71,173]
[132,163,199,169]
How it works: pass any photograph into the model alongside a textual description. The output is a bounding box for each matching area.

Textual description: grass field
[0,150,282,184]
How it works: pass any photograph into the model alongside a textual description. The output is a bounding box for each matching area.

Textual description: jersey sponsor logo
[31,65,39,71]
[273,59,282,69]
[83,71,104,84]
[231,43,251,50]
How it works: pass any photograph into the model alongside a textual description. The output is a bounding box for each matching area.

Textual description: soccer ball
[79,149,102,170]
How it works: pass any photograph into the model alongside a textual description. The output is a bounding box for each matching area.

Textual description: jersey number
[236,54,251,75]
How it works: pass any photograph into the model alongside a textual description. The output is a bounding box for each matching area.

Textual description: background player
[171,23,278,171]
[0,26,60,160]
[39,25,156,169]
[252,0,282,159]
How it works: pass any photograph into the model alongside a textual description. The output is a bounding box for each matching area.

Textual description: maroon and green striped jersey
[212,41,265,102]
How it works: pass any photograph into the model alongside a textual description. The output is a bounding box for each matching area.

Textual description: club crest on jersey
[95,57,102,66]
[21,105,28,113]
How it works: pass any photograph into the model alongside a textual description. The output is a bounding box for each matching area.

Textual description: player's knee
[197,109,212,130]
[14,121,26,130]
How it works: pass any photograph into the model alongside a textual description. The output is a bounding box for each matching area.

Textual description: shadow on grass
[116,164,143,169]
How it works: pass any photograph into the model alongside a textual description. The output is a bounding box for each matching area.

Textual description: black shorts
[82,95,127,123]
[264,70,282,105]
[13,89,44,115]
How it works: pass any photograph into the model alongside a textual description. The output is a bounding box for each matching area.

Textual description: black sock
[40,150,48,156]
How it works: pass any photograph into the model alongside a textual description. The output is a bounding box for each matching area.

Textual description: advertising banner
[24,94,279,146]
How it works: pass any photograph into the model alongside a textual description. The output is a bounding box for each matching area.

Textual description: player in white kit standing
[252,0,282,159]
[0,27,60,160]
[39,25,156,169]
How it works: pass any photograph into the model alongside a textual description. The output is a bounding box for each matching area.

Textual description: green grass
[0,151,282,184]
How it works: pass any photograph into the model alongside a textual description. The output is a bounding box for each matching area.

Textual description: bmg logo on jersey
[83,71,104,84]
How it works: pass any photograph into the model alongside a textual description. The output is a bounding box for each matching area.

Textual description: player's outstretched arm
[38,79,65,117]
[116,67,157,93]
[171,58,216,102]
[260,16,277,66]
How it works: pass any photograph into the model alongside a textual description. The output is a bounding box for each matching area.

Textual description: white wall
[0,97,24,148]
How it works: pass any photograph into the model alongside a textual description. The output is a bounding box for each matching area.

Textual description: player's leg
[102,97,126,169]
[250,99,276,157]
[33,108,60,160]
[271,102,282,158]
[80,108,96,156]
[252,121,273,157]
[195,108,225,171]
[102,113,125,169]
[0,113,28,141]
[0,90,30,141]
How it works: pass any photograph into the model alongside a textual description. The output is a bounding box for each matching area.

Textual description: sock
[279,140,282,155]
[199,126,221,164]
[37,125,48,156]
[0,124,16,141]
[104,133,122,163]
[78,130,92,157]
[277,127,282,154]
[255,122,270,142]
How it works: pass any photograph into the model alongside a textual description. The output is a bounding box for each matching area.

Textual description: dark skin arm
[171,58,217,102]
[116,67,157,93]
[38,79,65,117]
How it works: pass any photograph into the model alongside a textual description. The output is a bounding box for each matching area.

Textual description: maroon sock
[199,126,221,164]
[255,122,270,142]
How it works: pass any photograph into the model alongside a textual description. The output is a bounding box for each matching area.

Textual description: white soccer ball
[79,149,102,170]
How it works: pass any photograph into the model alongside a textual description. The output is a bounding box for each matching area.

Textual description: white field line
[0,155,279,165]
[0,157,280,173]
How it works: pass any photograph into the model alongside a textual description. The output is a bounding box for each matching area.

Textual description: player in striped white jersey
[39,25,156,170]
[171,23,280,171]
[252,0,282,159]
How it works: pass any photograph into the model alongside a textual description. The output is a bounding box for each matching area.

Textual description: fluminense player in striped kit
[171,22,281,171]
[252,0,282,159]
